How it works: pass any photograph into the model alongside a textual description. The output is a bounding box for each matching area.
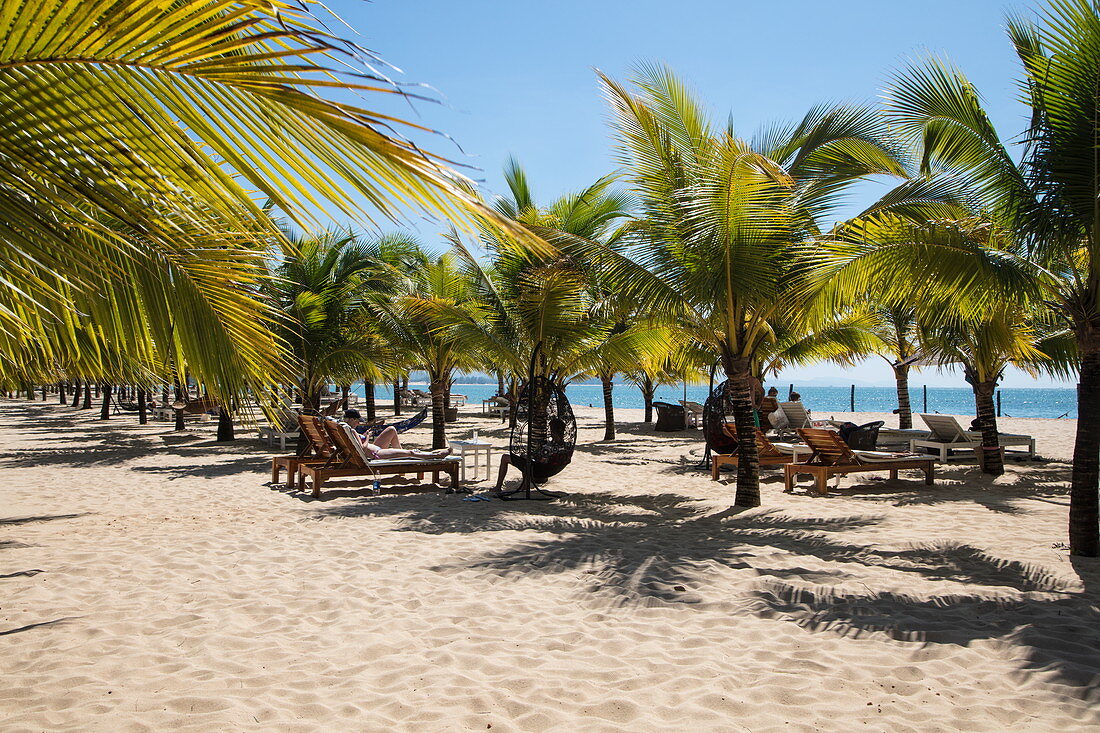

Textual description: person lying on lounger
[343,409,451,460]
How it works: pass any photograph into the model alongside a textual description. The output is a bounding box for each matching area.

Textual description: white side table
[449,440,494,483]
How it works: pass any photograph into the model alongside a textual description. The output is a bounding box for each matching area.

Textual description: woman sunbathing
[343,409,451,460]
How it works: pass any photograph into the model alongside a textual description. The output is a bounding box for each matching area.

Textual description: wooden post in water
[850,385,855,412]
[923,385,928,414]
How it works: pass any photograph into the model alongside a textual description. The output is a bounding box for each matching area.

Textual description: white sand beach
[1,399,1098,732]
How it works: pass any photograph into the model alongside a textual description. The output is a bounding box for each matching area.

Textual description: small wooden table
[449,440,494,482]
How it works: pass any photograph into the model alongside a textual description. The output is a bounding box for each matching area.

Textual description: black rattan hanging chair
[499,364,576,500]
[703,379,739,457]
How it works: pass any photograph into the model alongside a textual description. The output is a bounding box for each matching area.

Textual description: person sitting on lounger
[343,409,451,460]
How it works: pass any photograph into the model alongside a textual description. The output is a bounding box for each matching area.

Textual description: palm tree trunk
[728,359,760,507]
[972,380,1003,476]
[99,383,112,419]
[71,379,81,408]
[1070,344,1100,556]
[40,384,47,401]
[82,381,92,409]
[364,380,376,421]
[393,376,403,416]
[173,383,186,431]
[137,388,148,425]
[894,365,913,429]
[600,374,616,441]
[640,375,655,423]
[497,371,506,397]
[430,376,447,449]
[216,407,235,441]
[58,382,67,404]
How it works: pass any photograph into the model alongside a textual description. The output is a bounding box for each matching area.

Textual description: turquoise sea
[352,383,1078,420]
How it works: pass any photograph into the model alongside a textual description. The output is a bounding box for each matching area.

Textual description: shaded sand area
[1,398,1098,732]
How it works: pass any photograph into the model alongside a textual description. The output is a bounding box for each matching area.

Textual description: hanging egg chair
[500,375,576,500]
[703,379,739,456]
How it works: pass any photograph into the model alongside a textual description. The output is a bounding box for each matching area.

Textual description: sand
[1,398,1098,732]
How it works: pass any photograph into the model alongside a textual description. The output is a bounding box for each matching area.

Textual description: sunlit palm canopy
[0,0,515,400]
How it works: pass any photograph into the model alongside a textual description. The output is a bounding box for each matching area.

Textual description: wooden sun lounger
[784,428,935,496]
[711,427,812,480]
[270,415,336,490]
[299,419,460,497]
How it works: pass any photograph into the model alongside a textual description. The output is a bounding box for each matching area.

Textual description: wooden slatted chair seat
[711,427,811,480]
[785,428,935,496]
[299,419,460,498]
[270,414,338,490]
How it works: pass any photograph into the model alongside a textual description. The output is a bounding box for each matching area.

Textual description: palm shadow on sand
[317,483,1099,697]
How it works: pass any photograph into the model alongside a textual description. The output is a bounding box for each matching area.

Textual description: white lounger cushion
[854,450,931,463]
[771,442,810,455]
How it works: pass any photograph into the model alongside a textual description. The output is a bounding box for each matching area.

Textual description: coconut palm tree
[598,64,907,507]
[918,302,1074,475]
[371,252,481,449]
[266,230,392,412]
[0,0,515,405]
[809,0,1100,553]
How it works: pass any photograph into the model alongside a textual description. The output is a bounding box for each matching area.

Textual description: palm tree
[266,230,391,412]
[599,64,906,507]
[0,0,516,405]
[867,306,922,429]
[810,1,1100,554]
[372,252,480,449]
[918,302,1073,475]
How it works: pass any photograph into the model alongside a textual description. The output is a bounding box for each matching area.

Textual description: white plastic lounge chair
[680,400,705,428]
[910,414,1035,463]
[775,401,829,436]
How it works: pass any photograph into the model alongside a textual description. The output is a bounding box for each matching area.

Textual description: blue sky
[322,0,1071,388]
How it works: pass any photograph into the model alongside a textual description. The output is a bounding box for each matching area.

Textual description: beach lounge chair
[909,414,1035,463]
[680,400,705,428]
[711,427,812,480]
[483,396,511,420]
[258,409,301,451]
[270,415,336,490]
[785,428,935,496]
[774,401,829,436]
[299,419,460,497]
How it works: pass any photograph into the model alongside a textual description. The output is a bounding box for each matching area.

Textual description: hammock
[366,407,428,438]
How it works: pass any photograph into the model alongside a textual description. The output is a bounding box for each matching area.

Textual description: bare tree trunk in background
[430,376,447,449]
[1070,339,1100,556]
[894,364,913,430]
[173,383,186,431]
[971,378,1003,476]
[364,380,376,421]
[216,407,235,441]
[82,382,92,409]
[639,375,655,423]
[138,388,148,425]
[726,357,760,508]
[601,374,616,441]
[99,383,112,419]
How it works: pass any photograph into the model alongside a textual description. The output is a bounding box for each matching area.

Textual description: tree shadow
[312,486,1096,694]
[0,617,79,636]
[131,455,270,480]
[751,553,1100,696]
[0,513,88,526]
